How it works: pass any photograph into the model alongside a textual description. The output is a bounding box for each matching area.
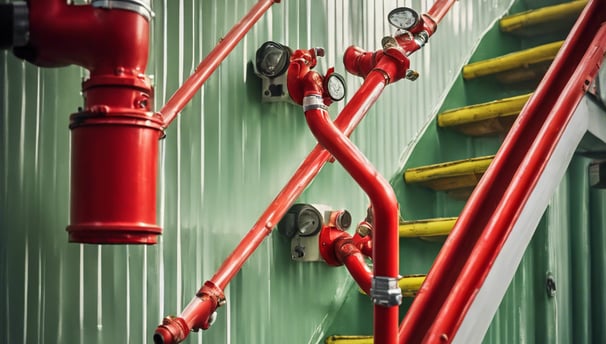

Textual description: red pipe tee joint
[343,43,411,83]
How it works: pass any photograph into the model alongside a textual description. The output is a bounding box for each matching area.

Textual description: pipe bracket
[371,276,402,307]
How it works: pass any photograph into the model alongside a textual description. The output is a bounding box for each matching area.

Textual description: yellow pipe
[438,93,532,127]
[500,1,587,33]
[404,156,494,185]
[463,41,563,80]
[326,336,373,344]
[399,217,457,237]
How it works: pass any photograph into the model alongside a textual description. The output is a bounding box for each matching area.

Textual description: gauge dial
[326,73,346,102]
[297,207,323,236]
[255,41,291,78]
[388,7,419,30]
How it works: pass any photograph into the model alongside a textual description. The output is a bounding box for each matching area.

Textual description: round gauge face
[255,41,291,78]
[388,7,419,30]
[326,73,346,102]
[297,207,323,236]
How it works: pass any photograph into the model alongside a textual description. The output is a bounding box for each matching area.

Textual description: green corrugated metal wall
[3,0,578,343]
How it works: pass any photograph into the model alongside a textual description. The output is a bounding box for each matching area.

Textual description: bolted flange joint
[371,276,402,307]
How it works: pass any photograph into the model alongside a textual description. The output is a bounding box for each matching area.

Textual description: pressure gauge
[296,206,323,236]
[325,72,346,102]
[255,41,291,78]
[387,7,420,31]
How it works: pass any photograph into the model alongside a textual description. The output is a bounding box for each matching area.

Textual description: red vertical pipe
[23,0,163,244]
[304,105,399,344]
[160,0,280,126]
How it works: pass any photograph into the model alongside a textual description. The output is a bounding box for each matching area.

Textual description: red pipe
[305,105,400,344]
[156,2,457,340]
[398,1,606,342]
[154,68,389,344]
[160,0,280,127]
[22,0,279,245]
[319,225,373,293]
[336,238,373,294]
[22,0,163,244]
[288,44,403,344]
[352,231,373,258]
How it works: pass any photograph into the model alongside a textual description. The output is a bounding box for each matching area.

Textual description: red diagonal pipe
[155,1,457,341]
[160,0,281,127]
[154,69,389,344]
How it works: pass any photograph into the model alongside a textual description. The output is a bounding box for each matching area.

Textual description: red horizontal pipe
[399,1,606,342]
[305,105,399,344]
[160,0,279,127]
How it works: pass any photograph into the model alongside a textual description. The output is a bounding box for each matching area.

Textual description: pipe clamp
[371,276,402,307]
[303,95,327,112]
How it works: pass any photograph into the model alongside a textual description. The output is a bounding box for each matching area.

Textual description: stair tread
[359,275,426,297]
[404,156,494,193]
[438,93,532,136]
[400,217,457,237]
[463,41,563,82]
[500,0,587,36]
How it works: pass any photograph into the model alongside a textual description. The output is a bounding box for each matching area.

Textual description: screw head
[546,273,556,297]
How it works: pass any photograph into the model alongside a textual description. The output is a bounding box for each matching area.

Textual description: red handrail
[399,1,606,342]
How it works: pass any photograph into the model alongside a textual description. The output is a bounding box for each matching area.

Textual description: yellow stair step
[404,156,494,198]
[500,0,587,36]
[463,41,563,83]
[359,274,426,298]
[326,336,373,344]
[438,93,532,136]
[400,217,457,237]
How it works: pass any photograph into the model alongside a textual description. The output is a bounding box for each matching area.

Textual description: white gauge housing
[326,73,346,102]
[388,7,420,30]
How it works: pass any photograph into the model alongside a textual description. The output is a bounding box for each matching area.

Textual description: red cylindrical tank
[66,75,164,244]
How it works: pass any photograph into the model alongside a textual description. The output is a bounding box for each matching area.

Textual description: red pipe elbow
[343,46,379,79]
[154,281,224,344]
[23,0,149,75]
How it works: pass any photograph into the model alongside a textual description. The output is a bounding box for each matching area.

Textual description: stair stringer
[454,96,606,343]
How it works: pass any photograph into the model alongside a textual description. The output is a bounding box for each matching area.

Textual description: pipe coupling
[414,31,429,48]
[92,0,154,20]
[302,95,327,112]
[370,276,402,307]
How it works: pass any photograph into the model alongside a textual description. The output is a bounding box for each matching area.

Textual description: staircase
[324,1,606,342]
